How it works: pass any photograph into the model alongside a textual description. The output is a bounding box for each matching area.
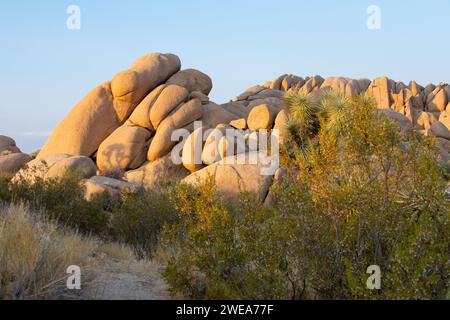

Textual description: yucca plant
[319,90,351,135]
[284,91,321,139]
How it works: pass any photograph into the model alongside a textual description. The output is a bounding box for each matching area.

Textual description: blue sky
[1,0,449,152]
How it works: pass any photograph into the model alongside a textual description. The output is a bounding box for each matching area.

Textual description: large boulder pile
[4,54,449,203]
[262,74,450,164]
[37,53,182,159]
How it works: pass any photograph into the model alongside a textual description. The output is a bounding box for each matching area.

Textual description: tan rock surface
[427,87,448,112]
[183,152,275,202]
[148,99,203,161]
[83,176,141,202]
[247,104,278,130]
[150,85,190,129]
[230,118,247,129]
[38,82,120,158]
[15,153,96,184]
[166,69,212,95]
[128,85,166,130]
[182,127,205,173]
[366,77,395,109]
[201,127,227,165]
[97,124,152,173]
[125,154,189,189]
[111,53,181,121]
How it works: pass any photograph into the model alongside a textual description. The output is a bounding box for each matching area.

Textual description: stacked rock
[3,54,449,203]
[38,54,182,159]
[96,68,213,174]
[15,54,244,199]
[261,74,450,163]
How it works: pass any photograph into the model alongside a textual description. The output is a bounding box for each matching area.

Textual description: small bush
[1,172,180,256]
[110,189,179,259]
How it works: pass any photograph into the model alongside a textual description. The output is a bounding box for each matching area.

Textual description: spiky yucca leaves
[285,117,302,143]
[283,90,349,165]
[284,91,321,139]
[319,90,351,135]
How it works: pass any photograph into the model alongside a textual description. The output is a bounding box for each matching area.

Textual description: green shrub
[1,172,179,256]
[160,93,449,300]
[0,173,109,235]
[110,190,178,258]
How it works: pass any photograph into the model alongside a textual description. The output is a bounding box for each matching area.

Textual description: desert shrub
[161,93,449,300]
[0,204,96,299]
[0,173,108,235]
[1,172,179,253]
[160,179,240,299]
[110,189,178,258]
[440,163,450,181]
[0,173,14,201]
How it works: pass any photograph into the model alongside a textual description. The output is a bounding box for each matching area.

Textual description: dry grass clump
[0,204,96,299]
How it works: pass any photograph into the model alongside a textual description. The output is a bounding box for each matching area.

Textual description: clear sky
[1,0,449,152]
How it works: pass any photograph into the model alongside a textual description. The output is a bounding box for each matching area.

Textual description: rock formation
[0,136,32,175]
[13,153,97,184]
[2,53,449,203]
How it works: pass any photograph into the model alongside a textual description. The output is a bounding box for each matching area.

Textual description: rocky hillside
[1,53,449,203]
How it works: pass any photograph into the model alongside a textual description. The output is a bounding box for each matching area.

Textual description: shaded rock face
[5,53,449,203]
[97,124,152,173]
[0,135,21,154]
[0,136,32,175]
[0,153,32,175]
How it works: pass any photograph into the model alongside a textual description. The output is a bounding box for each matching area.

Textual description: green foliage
[0,173,108,235]
[160,93,449,300]
[318,90,350,135]
[284,91,321,141]
[110,190,178,258]
[1,90,448,299]
[440,163,450,181]
[0,171,186,259]
[160,179,243,299]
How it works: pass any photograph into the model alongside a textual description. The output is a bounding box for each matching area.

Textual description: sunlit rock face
[5,53,449,202]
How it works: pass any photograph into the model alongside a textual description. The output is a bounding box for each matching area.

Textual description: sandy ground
[56,254,170,300]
